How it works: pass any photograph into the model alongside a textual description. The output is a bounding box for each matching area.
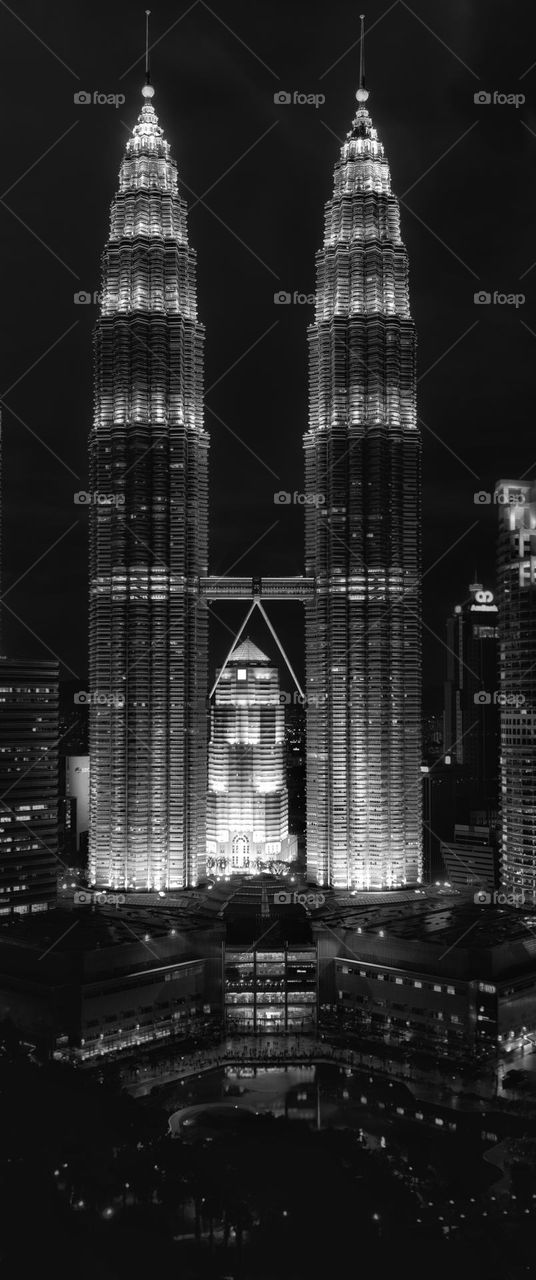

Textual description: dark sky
[1,0,535,707]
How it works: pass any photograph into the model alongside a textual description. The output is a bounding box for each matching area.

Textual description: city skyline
[2,11,536,1276]
[1,0,535,713]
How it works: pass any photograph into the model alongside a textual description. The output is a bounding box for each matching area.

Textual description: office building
[304,66,421,888]
[444,580,499,817]
[89,81,208,890]
[496,481,536,896]
[0,660,59,916]
[207,639,298,875]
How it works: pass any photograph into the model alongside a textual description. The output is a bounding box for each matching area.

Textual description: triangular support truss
[209,598,305,703]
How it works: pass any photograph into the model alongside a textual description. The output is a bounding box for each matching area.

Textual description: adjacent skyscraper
[304,72,421,888]
[0,660,59,916]
[89,83,209,890]
[207,638,297,875]
[444,580,499,818]
[496,481,536,896]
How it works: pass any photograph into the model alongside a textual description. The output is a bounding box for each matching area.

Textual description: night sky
[1,0,535,706]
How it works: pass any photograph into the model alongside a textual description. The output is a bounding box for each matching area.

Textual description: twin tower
[89,74,422,894]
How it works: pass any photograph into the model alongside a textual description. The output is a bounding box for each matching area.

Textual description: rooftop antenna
[356,13,369,103]
[142,10,155,99]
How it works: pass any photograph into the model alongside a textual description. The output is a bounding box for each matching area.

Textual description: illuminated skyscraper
[89,82,208,889]
[444,580,499,817]
[207,639,297,875]
[304,59,421,888]
[496,480,536,896]
[0,660,59,916]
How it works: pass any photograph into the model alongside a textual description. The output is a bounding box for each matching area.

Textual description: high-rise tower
[89,82,208,890]
[304,52,421,888]
[207,638,297,876]
[0,659,59,916]
[444,580,499,818]
[496,480,536,897]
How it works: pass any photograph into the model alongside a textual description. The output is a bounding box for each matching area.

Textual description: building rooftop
[228,637,270,664]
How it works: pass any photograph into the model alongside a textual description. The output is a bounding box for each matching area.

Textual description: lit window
[237,669,247,681]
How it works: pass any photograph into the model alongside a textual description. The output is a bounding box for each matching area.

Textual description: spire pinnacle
[142,9,155,99]
[356,13,369,103]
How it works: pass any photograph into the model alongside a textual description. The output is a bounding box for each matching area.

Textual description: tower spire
[356,13,369,103]
[142,10,155,99]
[145,9,151,82]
